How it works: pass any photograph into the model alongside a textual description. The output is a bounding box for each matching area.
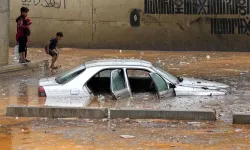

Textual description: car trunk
[39,77,59,86]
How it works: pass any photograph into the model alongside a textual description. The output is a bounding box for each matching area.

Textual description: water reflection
[17,82,28,106]
[0,85,8,115]
[0,67,55,112]
[44,96,91,107]
[38,97,46,106]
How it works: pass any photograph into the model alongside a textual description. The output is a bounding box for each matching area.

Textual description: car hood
[39,77,59,86]
[178,77,229,89]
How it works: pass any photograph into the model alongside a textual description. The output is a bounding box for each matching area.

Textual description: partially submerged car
[38,59,230,107]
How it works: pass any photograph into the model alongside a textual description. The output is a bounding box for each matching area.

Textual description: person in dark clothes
[48,32,63,69]
[16,7,30,63]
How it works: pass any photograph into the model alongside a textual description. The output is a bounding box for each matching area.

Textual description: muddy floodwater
[1,117,250,149]
[1,48,250,149]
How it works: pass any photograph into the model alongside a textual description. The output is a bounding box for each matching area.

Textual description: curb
[0,60,49,74]
[6,106,108,118]
[6,106,216,121]
[110,108,216,121]
[233,112,250,124]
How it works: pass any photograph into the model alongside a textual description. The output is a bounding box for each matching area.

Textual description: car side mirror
[177,77,183,82]
[170,84,176,88]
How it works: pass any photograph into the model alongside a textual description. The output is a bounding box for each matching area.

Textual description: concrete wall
[10,0,92,48]
[10,0,250,51]
[0,0,9,65]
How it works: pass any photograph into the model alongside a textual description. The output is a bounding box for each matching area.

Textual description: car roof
[85,59,153,68]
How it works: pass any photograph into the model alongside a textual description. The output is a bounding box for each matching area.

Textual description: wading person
[47,32,63,69]
[16,7,30,63]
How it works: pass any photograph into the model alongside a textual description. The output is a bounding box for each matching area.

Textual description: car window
[127,69,150,77]
[55,65,86,84]
[112,69,126,91]
[95,70,111,77]
[153,65,178,84]
[150,73,169,91]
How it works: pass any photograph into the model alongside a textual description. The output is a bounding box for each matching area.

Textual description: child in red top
[16,17,32,62]
[16,7,29,63]
[25,18,32,37]
[16,18,31,44]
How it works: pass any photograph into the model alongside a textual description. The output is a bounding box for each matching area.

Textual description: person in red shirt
[16,7,30,63]
[16,18,31,43]
[25,18,32,36]
[16,17,32,60]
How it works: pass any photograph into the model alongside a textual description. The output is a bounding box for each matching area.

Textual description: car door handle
[70,89,79,95]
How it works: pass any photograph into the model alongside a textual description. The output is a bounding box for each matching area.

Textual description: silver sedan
[38,59,230,107]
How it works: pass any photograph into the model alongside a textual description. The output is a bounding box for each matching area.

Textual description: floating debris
[206,129,228,133]
[97,95,105,101]
[125,118,130,122]
[120,135,136,139]
[223,69,248,73]
[180,62,190,65]
[206,55,211,60]
[188,122,201,127]
[235,129,243,132]
[101,118,109,122]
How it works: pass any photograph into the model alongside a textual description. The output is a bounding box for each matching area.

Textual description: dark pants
[25,47,27,58]
[49,49,58,57]
[18,36,27,53]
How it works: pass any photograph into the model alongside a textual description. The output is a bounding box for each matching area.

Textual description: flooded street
[1,48,250,149]
[1,117,250,149]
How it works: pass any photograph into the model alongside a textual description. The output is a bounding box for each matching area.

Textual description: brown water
[2,48,250,120]
[1,118,250,149]
[1,48,250,149]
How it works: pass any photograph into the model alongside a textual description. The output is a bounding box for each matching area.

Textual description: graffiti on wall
[143,0,250,35]
[21,0,66,9]
[144,0,250,15]
[211,18,250,35]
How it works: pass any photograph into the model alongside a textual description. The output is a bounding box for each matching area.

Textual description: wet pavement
[1,48,250,149]
[1,117,250,149]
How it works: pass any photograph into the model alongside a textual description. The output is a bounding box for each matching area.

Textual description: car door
[149,73,174,99]
[110,69,131,100]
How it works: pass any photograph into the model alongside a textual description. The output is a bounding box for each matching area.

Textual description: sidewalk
[0,60,49,74]
[0,47,49,74]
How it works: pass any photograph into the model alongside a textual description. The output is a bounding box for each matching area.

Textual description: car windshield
[153,65,178,84]
[55,64,86,84]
